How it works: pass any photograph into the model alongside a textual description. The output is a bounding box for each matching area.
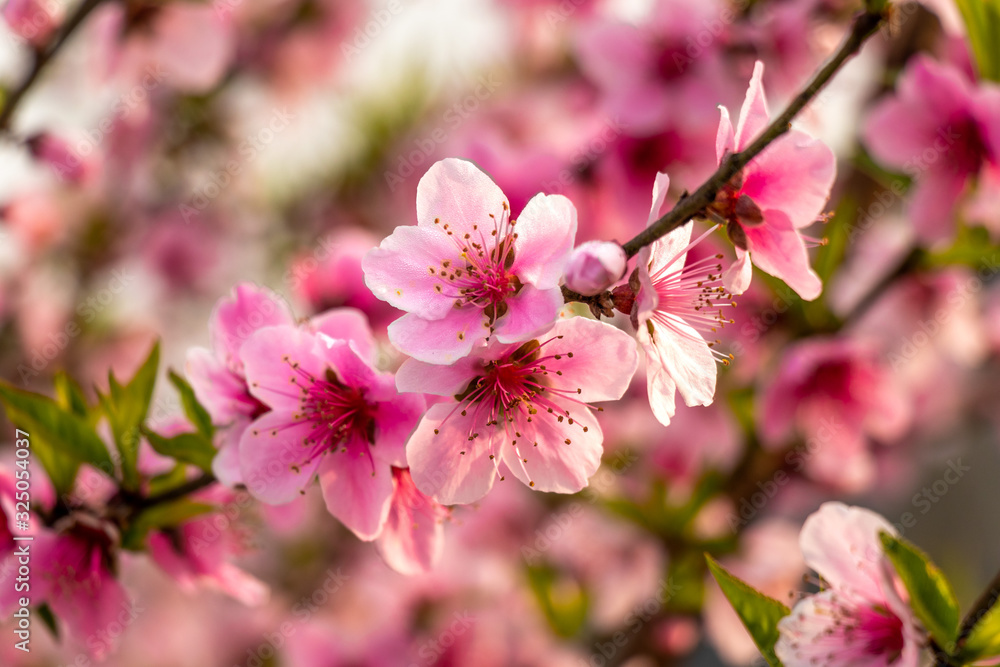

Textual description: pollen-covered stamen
[434,337,597,483]
[257,359,378,473]
[782,593,906,666]
[647,224,736,365]
[429,203,523,326]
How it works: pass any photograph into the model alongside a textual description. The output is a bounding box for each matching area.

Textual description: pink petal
[735,61,770,151]
[510,192,578,289]
[387,308,487,364]
[376,468,444,575]
[744,212,822,300]
[241,325,326,411]
[319,338,378,389]
[317,451,393,541]
[209,562,269,607]
[863,96,941,168]
[210,283,294,373]
[572,20,652,93]
[492,285,563,344]
[362,224,466,320]
[239,411,322,504]
[308,307,378,365]
[639,318,716,426]
[906,168,968,245]
[395,355,480,397]
[742,130,836,228]
[647,219,693,277]
[416,158,507,238]
[406,404,497,505]
[147,3,235,94]
[647,171,672,226]
[542,317,639,403]
[799,502,896,598]
[211,418,248,487]
[185,346,253,424]
[722,248,752,296]
[716,106,735,163]
[370,377,426,468]
[501,400,603,493]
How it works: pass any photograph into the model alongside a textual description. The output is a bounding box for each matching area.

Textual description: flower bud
[2,0,58,48]
[564,240,628,296]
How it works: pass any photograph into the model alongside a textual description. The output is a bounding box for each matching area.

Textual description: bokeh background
[1,0,999,665]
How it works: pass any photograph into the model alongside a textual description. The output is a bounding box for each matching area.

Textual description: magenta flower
[864,54,1000,244]
[776,502,924,667]
[186,283,295,486]
[238,324,425,540]
[363,158,578,364]
[398,317,637,504]
[0,517,129,660]
[715,61,836,300]
[375,467,448,575]
[635,172,734,426]
[758,337,910,491]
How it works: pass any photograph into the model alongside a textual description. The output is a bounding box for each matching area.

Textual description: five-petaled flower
[238,322,425,540]
[714,60,836,301]
[363,157,578,364]
[397,317,637,504]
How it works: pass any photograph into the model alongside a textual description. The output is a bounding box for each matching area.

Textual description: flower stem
[619,7,885,259]
[0,0,106,133]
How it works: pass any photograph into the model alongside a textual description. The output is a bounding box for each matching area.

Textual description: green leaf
[525,564,589,638]
[141,428,216,473]
[168,369,214,438]
[122,499,215,551]
[959,596,1000,662]
[706,555,789,667]
[956,0,1000,82]
[147,463,192,497]
[0,381,114,494]
[100,341,160,489]
[879,532,960,646]
[53,371,89,419]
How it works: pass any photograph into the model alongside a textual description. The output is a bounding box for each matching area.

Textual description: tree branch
[619,8,885,259]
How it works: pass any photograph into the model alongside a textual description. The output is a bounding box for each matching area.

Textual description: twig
[130,472,217,511]
[0,0,105,133]
[619,8,885,259]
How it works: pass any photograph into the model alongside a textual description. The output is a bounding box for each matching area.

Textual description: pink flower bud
[2,0,58,47]
[564,240,628,296]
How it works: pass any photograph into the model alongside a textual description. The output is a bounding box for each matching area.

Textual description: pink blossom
[0,516,129,659]
[147,487,268,606]
[776,502,924,667]
[716,61,836,300]
[564,240,628,296]
[238,324,425,540]
[2,0,58,47]
[376,467,448,575]
[186,283,295,486]
[363,158,578,364]
[28,133,99,185]
[634,172,735,426]
[398,317,637,504]
[758,338,911,491]
[864,55,1000,244]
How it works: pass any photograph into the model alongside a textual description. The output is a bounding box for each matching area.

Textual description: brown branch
[619,8,885,259]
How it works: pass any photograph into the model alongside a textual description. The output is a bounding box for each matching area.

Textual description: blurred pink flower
[717,61,836,300]
[147,487,268,606]
[758,338,911,491]
[376,467,448,575]
[398,317,637,504]
[2,0,58,47]
[776,502,923,667]
[864,55,1000,244]
[238,323,424,540]
[634,172,734,426]
[0,517,129,660]
[186,283,295,486]
[28,133,99,185]
[363,158,578,364]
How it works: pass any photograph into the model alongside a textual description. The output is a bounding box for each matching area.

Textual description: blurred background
[0,0,999,664]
